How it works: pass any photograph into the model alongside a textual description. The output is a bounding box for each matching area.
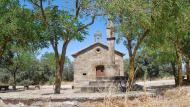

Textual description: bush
[18,79,33,86]
[0,73,10,84]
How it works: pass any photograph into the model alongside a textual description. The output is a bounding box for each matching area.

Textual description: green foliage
[98,0,151,41]
[0,0,20,37]
[63,58,74,81]
[124,51,174,80]
[150,0,190,44]
[0,47,38,86]
[28,0,98,51]
[136,51,174,79]
[41,52,56,72]
[0,0,46,59]
[41,52,74,81]
[0,72,9,84]
[146,0,190,85]
[48,76,54,85]
[182,32,190,55]
[44,6,87,43]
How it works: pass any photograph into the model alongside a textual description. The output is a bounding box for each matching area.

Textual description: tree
[98,0,151,90]
[0,0,19,58]
[29,0,100,93]
[1,47,37,90]
[151,0,190,85]
[0,0,44,59]
[142,41,178,84]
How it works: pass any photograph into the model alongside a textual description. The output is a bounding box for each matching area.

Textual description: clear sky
[20,0,128,61]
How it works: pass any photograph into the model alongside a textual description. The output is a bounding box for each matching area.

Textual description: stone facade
[72,43,124,86]
[72,19,124,88]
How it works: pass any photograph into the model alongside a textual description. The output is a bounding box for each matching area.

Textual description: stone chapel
[72,19,125,88]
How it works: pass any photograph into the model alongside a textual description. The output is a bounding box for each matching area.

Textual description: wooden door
[96,65,105,77]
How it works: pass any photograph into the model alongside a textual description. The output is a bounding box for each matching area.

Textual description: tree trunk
[171,61,177,85]
[12,72,16,90]
[186,55,190,81]
[128,56,135,90]
[54,60,64,94]
[175,44,183,86]
[126,29,149,91]
[54,42,68,94]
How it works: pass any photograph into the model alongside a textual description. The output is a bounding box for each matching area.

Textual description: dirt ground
[0,79,178,107]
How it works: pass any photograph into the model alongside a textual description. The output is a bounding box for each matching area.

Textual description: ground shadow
[41,92,55,95]
[0,86,41,93]
[0,89,25,93]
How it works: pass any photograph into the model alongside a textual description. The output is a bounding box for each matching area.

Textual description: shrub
[18,79,33,86]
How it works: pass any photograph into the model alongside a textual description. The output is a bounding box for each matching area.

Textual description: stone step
[73,81,89,88]
[75,83,116,88]
[96,76,128,81]
[96,77,115,80]
[89,80,115,86]
[80,86,118,93]
[75,76,128,92]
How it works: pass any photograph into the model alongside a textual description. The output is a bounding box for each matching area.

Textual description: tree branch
[77,12,106,32]
[30,0,41,8]
[60,38,70,62]
[75,0,80,19]
[77,15,96,31]
[39,0,47,24]
[133,29,149,56]
[30,0,47,26]
[50,39,59,60]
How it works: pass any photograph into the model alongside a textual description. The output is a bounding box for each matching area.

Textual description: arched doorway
[96,65,105,77]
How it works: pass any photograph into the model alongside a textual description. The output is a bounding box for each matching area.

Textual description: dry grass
[83,87,190,107]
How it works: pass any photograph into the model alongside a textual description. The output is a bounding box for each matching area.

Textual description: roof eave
[72,42,125,58]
